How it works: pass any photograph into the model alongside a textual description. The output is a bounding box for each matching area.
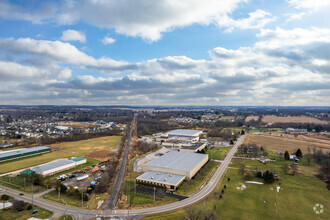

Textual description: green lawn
[144,156,329,220]
[206,147,231,160]
[0,204,53,220]
[176,161,218,196]
[0,136,122,174]
[57,215,74,220]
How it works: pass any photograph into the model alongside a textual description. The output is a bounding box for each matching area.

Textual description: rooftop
[144,151,208,172]
[166,129,202,137]
[137,170,185,186]
[0,146,50,159]
[181,143,205,150]
[70,157,86,162]
[32,159,75,172]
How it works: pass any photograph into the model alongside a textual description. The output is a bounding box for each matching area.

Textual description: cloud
[60,30,86,43]
[0,0,274,41]
[0,27,329,105]
[286,0,330,10]
[101,36,116,45]
[217,9,275,32]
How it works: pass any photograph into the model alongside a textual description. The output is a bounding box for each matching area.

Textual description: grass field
[0,136,122,174]
[243,134,330,154]
[245,116,259,122]
[206,147,231,160]
[0,204,53,220]
[143,156,329,220]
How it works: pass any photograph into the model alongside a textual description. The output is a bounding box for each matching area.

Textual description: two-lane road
[0,134,247,219]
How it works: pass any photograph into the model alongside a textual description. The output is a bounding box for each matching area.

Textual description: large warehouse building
[0,146,50,162]
[156,129,203,143]
[31,157,86,177]
[137,151,208,190]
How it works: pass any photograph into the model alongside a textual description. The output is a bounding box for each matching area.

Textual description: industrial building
[31,157,86,177]
[0,146,50,162]
[137,151,208,190]
[180,142,207,153]
[156,129,203,143]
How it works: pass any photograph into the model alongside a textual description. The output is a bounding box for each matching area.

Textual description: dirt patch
[245,116,259,122]
[87,149,112,161]
[262,116,326,125]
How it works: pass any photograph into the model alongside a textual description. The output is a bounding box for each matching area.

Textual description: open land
[262,116,326,124]
[143,153,329,220]
[243,134,330,154]
[58,121,98,128]
[245,116,259,122]
[0,136,122,174]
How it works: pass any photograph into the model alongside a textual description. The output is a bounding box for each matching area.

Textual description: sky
[0,0,329,106]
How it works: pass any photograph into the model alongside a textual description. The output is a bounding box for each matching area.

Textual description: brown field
[245,116,259,122]
[262,115,326,124]
[264,132,330,145]
[58,121,97,128]
[243,134,330,154]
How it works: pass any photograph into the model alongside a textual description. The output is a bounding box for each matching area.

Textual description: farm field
[58,121,98,128]
[262,116,326,124]
[0,136,122,174]
[144,156,329,220]
[243,134,330,154]
[264,132,330,145]
[245,116,259,122]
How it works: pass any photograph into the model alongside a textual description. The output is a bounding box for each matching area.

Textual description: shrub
[1,194,9,200]
[27,204,32,210]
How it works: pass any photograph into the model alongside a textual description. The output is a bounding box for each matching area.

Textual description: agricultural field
[0,136,122,174]
[263,132,330,145]
[262,116,326,125]
[245,116,259,122]
[243,134,330,154]
[144,156,329,220]
[58,121,98,128]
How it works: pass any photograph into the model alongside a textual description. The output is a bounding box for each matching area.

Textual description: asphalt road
[0,134,246,219]
[104,114,137,210]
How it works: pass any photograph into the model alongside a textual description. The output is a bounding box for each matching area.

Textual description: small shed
[20,169,35,176]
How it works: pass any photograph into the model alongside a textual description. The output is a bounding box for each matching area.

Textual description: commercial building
[31,158,86,177]
[142,151,208,179]
[180,142,207,153]
[0,146,50,162]
[138,151,208,190]
[70,157,87,166]
[156,129,203,143]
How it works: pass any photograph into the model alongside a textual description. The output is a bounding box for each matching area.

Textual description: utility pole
[58,187,60,200]
[32,184,34,207]
[81,190,83,208]
[153,187,155,202]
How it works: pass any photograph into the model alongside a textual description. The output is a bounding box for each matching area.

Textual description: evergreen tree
[241,129,245,135]
[263,170,275,183]
[230,139,234,145]
[284,151,290,160]
[296,148,303,158]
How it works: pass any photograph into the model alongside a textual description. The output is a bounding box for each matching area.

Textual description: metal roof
[0,146,50,159]
[137,171,185,186]
[166,129,202,137]
[32,159,75,172]
[181,143,205,150]
[70,157,86,162]
[144,151,208,172]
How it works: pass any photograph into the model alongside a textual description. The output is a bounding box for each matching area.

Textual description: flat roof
[181,143,205,150]
[32,159,75,172]
[137,171,185,186]
[144,151,208,172]
[166,129,202,137]
[70,157,86,162]
[0,146,50,159]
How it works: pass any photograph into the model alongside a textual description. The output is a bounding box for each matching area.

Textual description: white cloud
[58,68,72,79]
[286,0,330,10]
[217,9,275,32]
[60,30,86,43]
[101,36,116,45]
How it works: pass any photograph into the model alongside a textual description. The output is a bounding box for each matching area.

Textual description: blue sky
[0,0,329,105]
